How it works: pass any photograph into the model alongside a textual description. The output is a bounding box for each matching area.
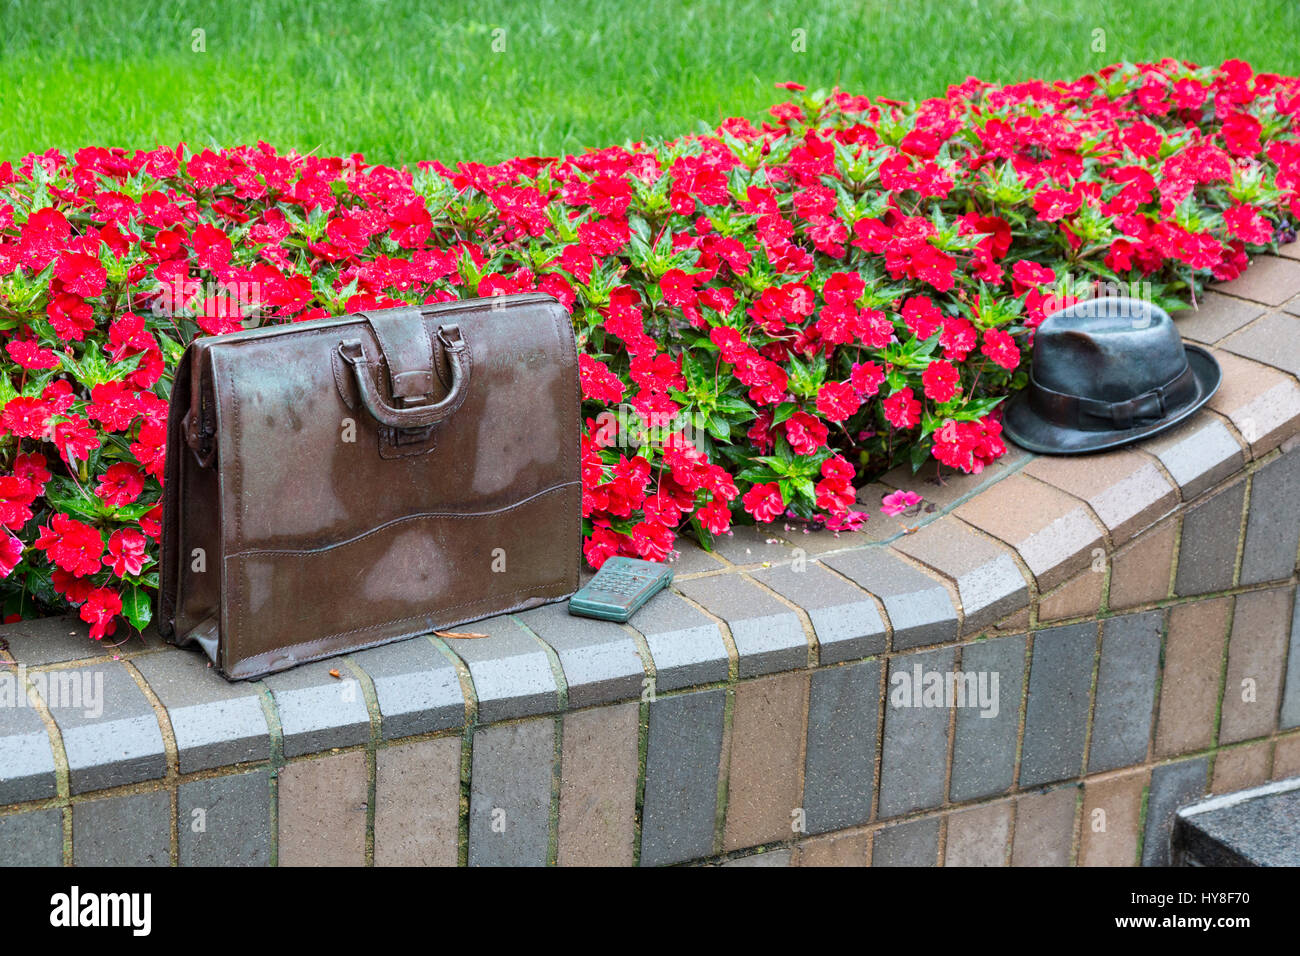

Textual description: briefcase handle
[338,325,471,430]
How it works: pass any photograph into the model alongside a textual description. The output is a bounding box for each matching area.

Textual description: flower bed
[0,59,1298,636]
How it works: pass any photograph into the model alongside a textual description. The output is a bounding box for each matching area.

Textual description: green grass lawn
[1,0,1296,167]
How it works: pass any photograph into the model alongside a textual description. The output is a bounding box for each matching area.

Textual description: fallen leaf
[435,630,490,639]
[328,668,341,679]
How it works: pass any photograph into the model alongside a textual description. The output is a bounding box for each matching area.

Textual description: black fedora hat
[1002,296,1221,455]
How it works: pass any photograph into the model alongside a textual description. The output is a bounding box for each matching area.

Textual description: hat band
[1028,363,1198,433]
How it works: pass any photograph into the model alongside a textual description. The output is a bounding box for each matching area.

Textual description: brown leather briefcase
[157,293,581,679]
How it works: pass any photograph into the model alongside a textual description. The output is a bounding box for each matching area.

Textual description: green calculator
[568,556,674,622]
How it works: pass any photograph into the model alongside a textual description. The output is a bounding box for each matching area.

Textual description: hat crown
[1032,297,1187,402]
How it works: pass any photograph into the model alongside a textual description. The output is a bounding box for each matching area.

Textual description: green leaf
[770,401,799,426]
[121,584,152,632]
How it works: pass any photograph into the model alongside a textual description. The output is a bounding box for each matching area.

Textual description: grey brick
[0,808,63,866]
[1020,622,1097,787]
[0,613,111,667]
[1240,448,1300,586]
[1175,479,1246,597]
[879,647,954,818]
[134,650,270,773]
[264,661,371,758]
[706,524,794,566]
[629,590,729,691]
[1173,292,1264,344]
[872,816,940,866]
[823,548,958,649]
[950,634,1026,801]
[641,688,725,866]
[1222,311,1300,378]
[1281,593,1300,731]
[72,790,170,866]
[514,602,644,708]
[1142,757,1209,866]
[468,718,554,867]
[442,616,558,724]
[751,562,887,664]
[0,674,57,804]
[667,539,727,574]
[1144,416,1245,501]
[721,848,791,866]
[675,575,807,678]
[350,637,463,740]
[891,517,1030,635]
[36,661,165,794]
[1089,612,1162,773]
[179,770,272,866]
[803,660,879,833]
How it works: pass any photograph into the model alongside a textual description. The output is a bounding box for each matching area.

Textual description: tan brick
[1279,241,1300,262]
[558,702,639,867]
[1038,570,1104,622]
[1272,735,1300,780]
[1155,598,1231,756]
[374,737,460,866]
[996,606,1031,633]
[1219,587,1292,744]
[1023,450,1177,545]
[791,829,871,866]
[1214,254,1300,306]
[944,802,1012,866]
[723,671,809,851]
[954,474,1105,591]
[1211,742,1272,794]
[1011,786,1078,866]
[1207,350,1300,457]
[279,751,368,867]
[1079,768,1149,867]
[1109,519,1176,610]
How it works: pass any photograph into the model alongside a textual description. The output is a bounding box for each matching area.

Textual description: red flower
[1,397,53,439]
[80,586,122,640]
[1223,204,1272,244]
[0,476,37,531]
[980,328,1020,370]
[784,412,829,455]
[106,528,148,577]
[578,354,626,404]
[86,381,143,431]
[35,513,103,576]
[742,481,784,523]
[922,360,961,403]
[1222,112,1263,157]
[18,207,71,271]
[1032,188,1081,222]
[96,463,145,509]
[850,361,885,397]
[54,251,108,298]
[901,296,943,340]
[815,381,861,422]
[0,534,22,578]
[7,340,61,370]
[883,388,922,429]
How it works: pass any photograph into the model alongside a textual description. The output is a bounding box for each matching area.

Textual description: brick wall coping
[2,249,1300,865]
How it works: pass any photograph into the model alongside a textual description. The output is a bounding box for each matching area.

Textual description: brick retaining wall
[3,251,1300,866]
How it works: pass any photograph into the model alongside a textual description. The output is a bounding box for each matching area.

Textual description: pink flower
[881,490,922,516]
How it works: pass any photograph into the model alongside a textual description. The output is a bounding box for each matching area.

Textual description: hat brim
[1001,345,1222,455]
